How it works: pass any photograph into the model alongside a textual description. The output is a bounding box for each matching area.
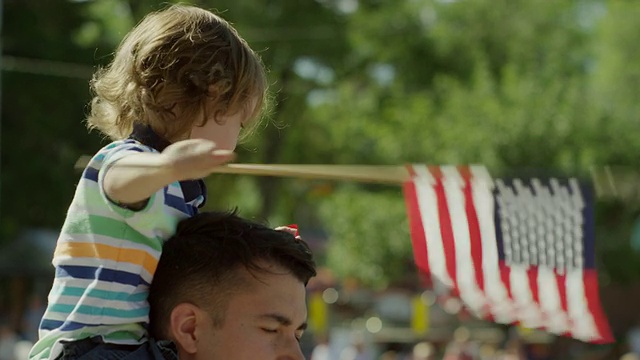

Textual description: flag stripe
[470,165,513,323]
[555,272,570,336]
[584,270,613,343]
[509,266,538,327]
[567,268,598,341]
[537,267,566,333]
[460,167,486,301]
[432,166,459,296]
[499,261,513,305]
[413,165,454,289]
[403,166,431,280]
[442,166,483,313]
[527,267,541,326]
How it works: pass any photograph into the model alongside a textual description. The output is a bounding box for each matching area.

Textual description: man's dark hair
[148,210,316,339]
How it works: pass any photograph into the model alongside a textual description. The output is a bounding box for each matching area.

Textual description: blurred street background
[2,0,640,359]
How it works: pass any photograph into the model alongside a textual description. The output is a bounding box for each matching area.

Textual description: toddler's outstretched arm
[103,138,235,208]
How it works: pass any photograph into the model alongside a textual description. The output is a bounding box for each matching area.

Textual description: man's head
[149,210,316,360]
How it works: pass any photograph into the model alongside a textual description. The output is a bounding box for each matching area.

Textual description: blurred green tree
[2,1,102,240]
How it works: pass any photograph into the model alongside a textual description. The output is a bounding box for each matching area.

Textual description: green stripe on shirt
[51,285,148,302]
[63,214,163,252]
[49,304,149,319]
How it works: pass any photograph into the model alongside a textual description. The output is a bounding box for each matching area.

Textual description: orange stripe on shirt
[54,242,158,276]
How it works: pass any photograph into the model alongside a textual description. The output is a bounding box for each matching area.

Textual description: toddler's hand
[161,139,235,181]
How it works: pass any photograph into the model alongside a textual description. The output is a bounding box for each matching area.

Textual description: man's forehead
[237,265,305,294]
[235,261,297,284]
[228,265,307,314]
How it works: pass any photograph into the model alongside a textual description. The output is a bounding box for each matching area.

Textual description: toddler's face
[189,97,257,150]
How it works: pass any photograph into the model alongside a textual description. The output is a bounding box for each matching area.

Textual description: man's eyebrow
[257,313,308,330]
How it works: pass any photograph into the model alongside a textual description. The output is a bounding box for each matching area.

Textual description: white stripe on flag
[441,166,485,315]
[566,269,599,341]
[526,178,569,332]
[537,267,569,334]
[469,165,514,323]
[508,265,542,328]
[496,178,542,328]
[412,165,454,288]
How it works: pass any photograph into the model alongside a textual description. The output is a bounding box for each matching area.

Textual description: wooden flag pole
[74,155,411,184]
[74,155,639,198]
[213,164,410,184]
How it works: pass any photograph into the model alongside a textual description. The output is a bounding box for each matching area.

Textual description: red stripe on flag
[431,166,459,297]
[583,270,614,343]
[499,260,513,302]
[459,166,492,319]
[555,272,570,337]
[527,267,540,324]
[459,166,485,292]
[403,165,431,282]
[526,267,540,304]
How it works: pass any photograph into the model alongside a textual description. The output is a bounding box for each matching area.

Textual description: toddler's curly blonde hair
[87,4,267,142]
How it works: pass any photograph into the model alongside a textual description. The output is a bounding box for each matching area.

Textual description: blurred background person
[340,333,373,360]
[412,341,435,360]
[621,353,640,360]
[311,333,331,360]
[0,319,18,360]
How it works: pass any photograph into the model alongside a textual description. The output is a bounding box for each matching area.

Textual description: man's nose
[277,337,305,360]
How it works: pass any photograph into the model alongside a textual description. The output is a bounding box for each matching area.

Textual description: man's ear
[169,303,201,354]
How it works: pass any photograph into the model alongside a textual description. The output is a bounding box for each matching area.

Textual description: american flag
[403,164,613,343]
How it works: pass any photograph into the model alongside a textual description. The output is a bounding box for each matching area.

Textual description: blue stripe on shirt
[56,266,150,287]
[41,318,146,332]
[82,146,146,182]
[186,204,199,216]
[40,319,86,331]
[83,167,99,182]
[165,193,192,214]
[123,146,145,153]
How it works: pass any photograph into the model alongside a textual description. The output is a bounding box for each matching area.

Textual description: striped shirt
[29,139,205,360]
